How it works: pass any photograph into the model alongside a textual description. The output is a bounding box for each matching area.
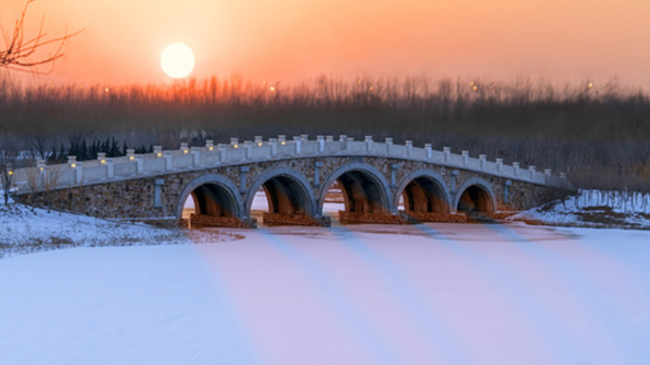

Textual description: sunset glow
[1,0,650,87]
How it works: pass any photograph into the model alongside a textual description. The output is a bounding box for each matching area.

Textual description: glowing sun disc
[161,43,195,78]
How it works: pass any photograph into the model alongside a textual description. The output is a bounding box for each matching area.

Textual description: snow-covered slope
[510,189,650,230]
[0,199,242,258]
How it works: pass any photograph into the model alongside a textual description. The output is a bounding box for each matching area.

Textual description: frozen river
[1,223,649,364]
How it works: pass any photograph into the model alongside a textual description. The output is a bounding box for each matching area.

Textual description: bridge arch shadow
[175,174,244,226]
[396,170,452,220]
[246,168,320,226]
[319,162,394,223]
[454,177,497,220]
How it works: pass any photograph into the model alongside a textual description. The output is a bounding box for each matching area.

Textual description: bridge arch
[454,177,497,214]
[318,162,394,215]
[396,170,452,214]
[175,174,244,220]
[245,167,316,217]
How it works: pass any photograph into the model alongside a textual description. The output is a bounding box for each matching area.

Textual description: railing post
[405,140,413,157]
[127,149,136,161]
[254,136,263,146]
[339,135,347,151]
[218,143,228,162]
[278,135,286,146]
[529,166,536,179]
[154,146,163,157]
[205,140,214,152]
[424,143,432,159]
[191,147,201,165]
[269,138,278,156]
[443,147,451,162]
[300,134,308,143]
[135,155,144,174]
[293,136,302,154]
[496,158,503,172]
[164,151,173,170]
[317,135,325,153]
[74,161,83,183]
[97,152,106,163]
[37,159,46,188]
[385,137,393,155]
[230,138,239,148]
[244,141,253,160]
[106,158,114,178]
[365,136,374,153]
[479,154,486,169]
[513,162,520,176]
[461,150,469,165]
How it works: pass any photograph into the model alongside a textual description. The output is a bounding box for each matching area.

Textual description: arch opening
[182,182,240,227]
[457,185,494,220]
[321,166,394,224]
[248,172,323,226]
[401,177,449,214]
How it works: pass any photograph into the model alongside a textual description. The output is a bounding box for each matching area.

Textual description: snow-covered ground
[510,189,650,229]
[2,191,650,364]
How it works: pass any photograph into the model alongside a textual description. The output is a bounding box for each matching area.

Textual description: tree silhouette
[0,0,81,74]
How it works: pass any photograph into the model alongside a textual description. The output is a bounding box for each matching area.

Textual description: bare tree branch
[0,0,82,75]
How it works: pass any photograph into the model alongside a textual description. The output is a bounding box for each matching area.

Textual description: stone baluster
[278,135,286,146]
[365,136,373,153]
[405,140,413,157]
[244,141,253,160]
[293,136,302,154]
[97,152,106,164]
[230,138,239,148]
[127,148,136,161]
[385,137,393,155]
[135,155,144,174]
[300,134,308,142]
[205,140,214,152]
[67,156,76,167]
[339,135,347,151]
[461,150,469,165]
[105,158,114,178]
[479,154,486,169]
[254,136,263,147]
[529,166,536,179]
[163,151,173,170]
[325,135,334,142]
[191,146,201,165]
[424,143,432,159]
[218,143,228,162]
[513,162,520,176]
[154,146,163,157]
[317,135,325,153]
[496,158,503,172]
[443,147,451,162]
[269,138,278,156]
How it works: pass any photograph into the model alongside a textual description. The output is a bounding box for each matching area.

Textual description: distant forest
[0,75,649,191]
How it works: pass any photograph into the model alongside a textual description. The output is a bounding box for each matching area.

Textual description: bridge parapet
[10,134,572,194]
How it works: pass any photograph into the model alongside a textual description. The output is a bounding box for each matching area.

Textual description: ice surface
[1,221,650,364]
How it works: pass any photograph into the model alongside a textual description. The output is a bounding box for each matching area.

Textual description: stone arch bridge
[12,135,575,227]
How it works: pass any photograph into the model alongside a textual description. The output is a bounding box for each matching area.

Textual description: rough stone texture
[401,212,468,223]
[189,213,254,228]
[338,211,408,225]
[14,155,575,225]
[262,213,331,227]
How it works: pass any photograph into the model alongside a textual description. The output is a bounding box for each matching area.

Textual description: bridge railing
[9,135,573,194]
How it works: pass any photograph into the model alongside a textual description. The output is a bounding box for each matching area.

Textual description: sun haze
[161,43,195,78]
[2,0,650,87]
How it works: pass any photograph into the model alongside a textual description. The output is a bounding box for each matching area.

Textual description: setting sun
[160,43,195,79]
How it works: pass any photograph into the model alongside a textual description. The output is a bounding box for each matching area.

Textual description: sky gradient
[2,0,649,87]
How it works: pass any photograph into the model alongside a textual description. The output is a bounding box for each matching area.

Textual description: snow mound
[0,201,244,258]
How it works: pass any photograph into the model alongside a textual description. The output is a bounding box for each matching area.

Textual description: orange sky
[2,0,650,87]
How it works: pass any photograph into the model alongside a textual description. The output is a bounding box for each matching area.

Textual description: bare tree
[0,0,81,74]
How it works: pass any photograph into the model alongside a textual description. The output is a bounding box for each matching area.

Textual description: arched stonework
[245,167,317,218]
[453,177,497,213]
[318,162,394,215]
[175,174,244,220]
[395,169,451,213]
